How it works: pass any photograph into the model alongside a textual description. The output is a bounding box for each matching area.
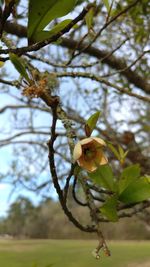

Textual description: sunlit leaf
[102,0,110,12]
[118,164,140,194]
[108,143,128,164]
[89,165,115,191]
[100,196,118,222]
[28,0,76,42]
[145,175,150,183]
[107,143,120,160]
[32,19,72,43]
[85,6,95,32]
[123,150,129,158]
[118,145,125,157]
[119,177,150,204]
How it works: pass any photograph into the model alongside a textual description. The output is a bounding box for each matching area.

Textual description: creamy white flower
[73,137,108,172]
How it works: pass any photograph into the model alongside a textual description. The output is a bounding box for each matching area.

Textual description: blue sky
[0,182,43,217]
[0,144,45,217]
[0,107,51,217]
[0,59,43,217]
[0,183,12,217]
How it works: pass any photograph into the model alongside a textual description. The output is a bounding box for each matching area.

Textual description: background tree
[1,196,150,240]
[0,0,150,259]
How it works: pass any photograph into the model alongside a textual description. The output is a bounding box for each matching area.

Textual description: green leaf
[118,164,140,194]
[107,143,120,160]
[85,6,95,32]
[9,53,30,82]
[108,143,128,164]
[85,111,101,137]
[145,175,150,183]
[102,0,110,12]
[123,150,129,158]
[32,19,72,43]
[119,177,150,204]
[89,165,115,191]
[118,145,125,158]
[100,196,118,222]
[28,0,76,42]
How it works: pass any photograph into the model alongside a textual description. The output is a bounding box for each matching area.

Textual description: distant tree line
[0,196,149,240]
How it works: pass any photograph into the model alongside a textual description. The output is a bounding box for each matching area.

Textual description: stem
[79,175,110,258]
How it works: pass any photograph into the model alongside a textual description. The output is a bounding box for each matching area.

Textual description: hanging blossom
[73,137,108,172]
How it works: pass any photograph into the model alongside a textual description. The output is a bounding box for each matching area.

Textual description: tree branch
[3,24,150,94]
[0,0,16,37]
[40,91,96,233]
[0,4,92,55]
[57,72,150,103]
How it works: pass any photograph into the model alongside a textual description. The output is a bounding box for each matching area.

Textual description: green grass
[0,239,149,267]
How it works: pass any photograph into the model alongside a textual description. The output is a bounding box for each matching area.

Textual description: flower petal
[92,137,106,146]
[73,142,82,161]
[78,156,97,172]
[80,137,93,145]
[100,154,108,165]
[96,150,108,165]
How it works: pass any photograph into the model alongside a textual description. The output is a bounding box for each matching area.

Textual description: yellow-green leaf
[118,145,125,157]
[108,143,120,160]
[89,165,115,191]
[119,177,150,204]
[9,53,30,82]
[28,0,76,42]
[85,6,95,32]
[102,0,110,12]
[32,19,72,43]
[118,164,140,194]
[85,111,101,137]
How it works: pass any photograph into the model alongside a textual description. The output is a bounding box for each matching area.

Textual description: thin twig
[68,0,140,63]
[63,163,76,201]
[57,71,150,103]
[72,176,88,207]
[45,95,95,233]
[79,176,110,258]
[102,49,150,78]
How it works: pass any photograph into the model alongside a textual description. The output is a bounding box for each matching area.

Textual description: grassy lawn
[0,239,150,267]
